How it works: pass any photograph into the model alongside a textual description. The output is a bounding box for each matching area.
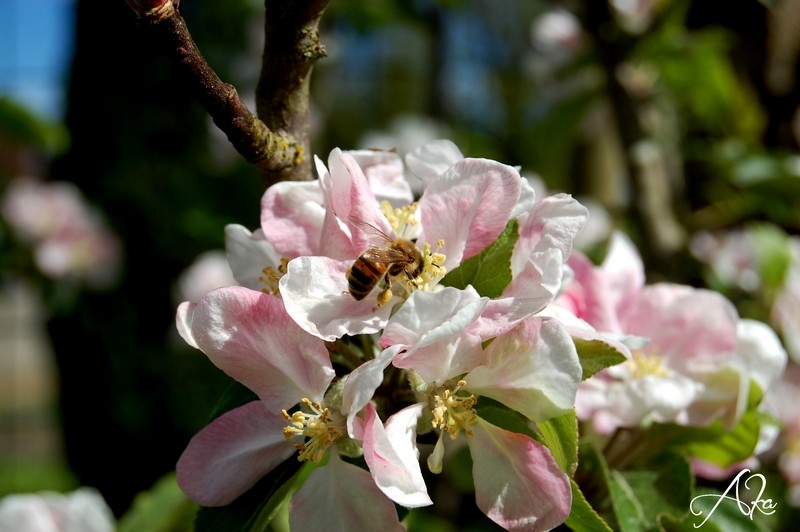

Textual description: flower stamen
[431,380,478,440]
[259,257,290,296]
[380,200,419,240]
[627,350,669,379]
[281,398,343,463]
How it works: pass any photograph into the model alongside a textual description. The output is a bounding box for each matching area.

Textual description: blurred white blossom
[0,488,115,532]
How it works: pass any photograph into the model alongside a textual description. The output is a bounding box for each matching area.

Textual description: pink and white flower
[175,286,429,528]
[380,315,581,531]
[558,231,787,434]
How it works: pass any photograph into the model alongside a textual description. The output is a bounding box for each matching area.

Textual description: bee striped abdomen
[347,255,387,300]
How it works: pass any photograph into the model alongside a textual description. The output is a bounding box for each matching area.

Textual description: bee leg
[376,276,394,307]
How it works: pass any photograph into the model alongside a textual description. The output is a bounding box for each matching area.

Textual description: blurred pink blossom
[1,177,122,288]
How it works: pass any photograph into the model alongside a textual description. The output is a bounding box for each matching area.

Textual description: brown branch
[126,0,308,176]
[258,0,331,185]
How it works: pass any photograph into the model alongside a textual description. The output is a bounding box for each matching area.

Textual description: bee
[346,222,423,306]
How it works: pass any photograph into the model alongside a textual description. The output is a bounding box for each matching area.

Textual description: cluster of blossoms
[0,177,122,289]
[558,231,786,436]
[174,139,787,530]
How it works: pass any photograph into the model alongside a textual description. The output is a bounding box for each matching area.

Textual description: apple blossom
[1,177,122,288]
[558,231,787,434]
[175,286,430,527]
[278,143,523,341]
[380,315,581,531]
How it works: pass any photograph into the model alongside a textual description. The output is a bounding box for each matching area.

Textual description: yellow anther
[259,257,290,296]
[627,350,669,379]
[430,380,477,440]
[281,397,344,463]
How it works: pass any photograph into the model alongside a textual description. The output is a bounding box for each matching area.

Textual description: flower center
[431,380,478,440]
[259,257,290,296]
[627,350,669,379]
[380,200,419,241]
[282,398,344,463]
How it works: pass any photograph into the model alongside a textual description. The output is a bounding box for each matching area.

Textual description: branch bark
[127,0,328,184]
[258,0,330,185]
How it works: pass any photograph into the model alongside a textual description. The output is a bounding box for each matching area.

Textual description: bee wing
[360,246,414,264]
[350,217,395,246]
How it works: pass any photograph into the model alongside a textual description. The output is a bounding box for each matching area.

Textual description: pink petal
[383,287,488,382]
[418,158,521,269]
[466,318,582,422]
[224,224,282,291]
[621,284,738,371]
[473,248,564,340]
[600,231,645,315]
[260,180,326,258]
[470,418,572,531]
[561,250,623,334]
[188,286,334,407]
[342,345,403,436]
[405,139,464,185]
[323,150,392,252]
[347,149,414,206]
[289,452,404,532]
[280,256,394,341]
[511,193,588,277]
[362,403,432,507]
[176,401,296,506]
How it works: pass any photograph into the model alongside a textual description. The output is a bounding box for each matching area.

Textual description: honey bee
[346,223,423,306]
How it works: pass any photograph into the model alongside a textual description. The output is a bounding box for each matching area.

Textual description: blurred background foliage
[1,0,800,525]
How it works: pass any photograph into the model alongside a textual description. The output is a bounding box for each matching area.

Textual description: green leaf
[608,454,693,532]
[118,473,196,532]
[440,219,518,298]
[565,478,614,532]
[644,407,761,469]
[573,338,627,380]
[535,410,579,475]
[475,402,539,441]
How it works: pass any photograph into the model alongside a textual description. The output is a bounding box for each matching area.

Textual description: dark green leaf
[565,478,614,532]
[644,408,760,469]
[118,473,196,532]
[608,454,692,532]
[475,402,538,441]
[440,219,518,299]
[534,410,579,475]
[573,338,627,380]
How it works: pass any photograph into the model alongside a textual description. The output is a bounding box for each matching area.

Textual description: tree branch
[126,0,321,180]
[258,0,331,185]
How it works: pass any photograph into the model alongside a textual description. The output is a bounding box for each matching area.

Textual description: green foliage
[440,219,518,298]
[0,97,69,156]
[573,338,628,380]
[118,473,196,532]
[607,454,693,532]
[535,410,579,475]
[565,478,614,532]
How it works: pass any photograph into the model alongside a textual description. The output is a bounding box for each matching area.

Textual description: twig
[126,0,326,183]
